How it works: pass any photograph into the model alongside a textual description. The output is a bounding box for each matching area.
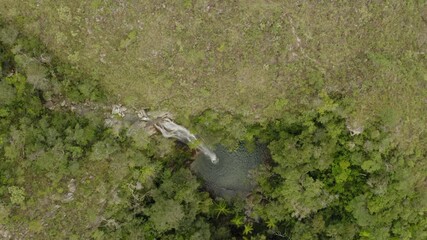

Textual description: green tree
[8,186,25,205]
[148,198,184,232]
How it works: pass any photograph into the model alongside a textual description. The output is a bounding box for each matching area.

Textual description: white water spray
[139,111,218,164]
[45,100,218,163]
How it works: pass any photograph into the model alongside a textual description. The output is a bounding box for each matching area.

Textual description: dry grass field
[1,1,425,130]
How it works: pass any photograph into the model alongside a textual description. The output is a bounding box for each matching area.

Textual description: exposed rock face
[153,118,218,164]
[45,98,218,163]
[63,179,76,203]
[346,120,364,136]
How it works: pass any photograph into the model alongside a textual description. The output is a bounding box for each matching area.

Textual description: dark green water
[191,144,270,200]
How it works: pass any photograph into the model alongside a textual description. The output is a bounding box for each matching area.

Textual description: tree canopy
[0,5,426,239]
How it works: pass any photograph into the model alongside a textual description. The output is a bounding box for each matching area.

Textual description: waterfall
[145,116,218,164]
[45,101,218,163]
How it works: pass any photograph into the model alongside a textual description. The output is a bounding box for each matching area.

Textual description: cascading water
[44,96,219,164]
[46,100,266,199]
[142,115,218,164]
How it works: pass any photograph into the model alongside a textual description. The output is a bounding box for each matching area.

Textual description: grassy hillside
[1,1,426,131]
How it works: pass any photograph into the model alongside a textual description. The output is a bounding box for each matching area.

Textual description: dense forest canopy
[0,1,427,239]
